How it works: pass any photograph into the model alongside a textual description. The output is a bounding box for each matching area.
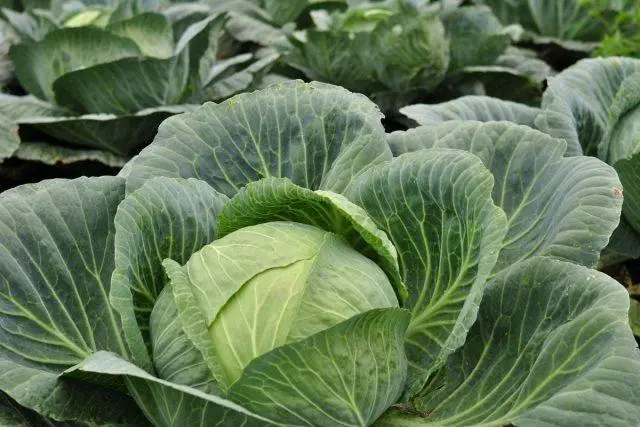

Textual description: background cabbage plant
[216,0,553,114]
[0,1,277,166]
[0,81,637,426]
[471,0,627,52]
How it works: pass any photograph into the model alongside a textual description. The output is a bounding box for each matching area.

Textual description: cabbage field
[0,0,639,426]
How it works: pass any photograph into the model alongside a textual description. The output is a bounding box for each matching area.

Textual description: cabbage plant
[533,56,640,266]
[223,0,551,112]
[471,0,625,52]
[0,8,275,162]
[0,81,638,426]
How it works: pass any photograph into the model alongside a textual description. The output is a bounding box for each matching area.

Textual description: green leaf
[0,94,71,120]
[51,14,225,116]
[345,149,507,396]
[163,258,224,394]
[0,177,131,369]
[387,257,640,427]
[493,47,553,84]
[149,287,220,394]
[0,113,19,162]
[388,122,623,271]
[12,142,129,167]
[16,105,196,156]
[399,95,540,127]
[199,52,279,102]
[536,58,640,234]
[0,177,155,424]
[606,72,640,164]
[472,0,604,41]
[64,351,275,426]
[10,27,142,103]
[226,11,288,47]
[53,55,191,115]
[0,357,148,425]
[229,308,410,426]
[124,80,388,195]
[110,177,228,369]
[216,177,405,301]
[443,6,510,71]
[262,0,311,26]
[106,12,174,58]
[536,57,640,157]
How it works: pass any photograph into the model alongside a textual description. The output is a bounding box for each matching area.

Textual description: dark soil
[0,158,120,193]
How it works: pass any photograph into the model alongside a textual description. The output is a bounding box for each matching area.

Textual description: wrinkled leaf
[381,258,640,427]
[230,309,410,426]
[346,148,507,396]
[12,142,129,167]
[125,81,389,195]
[111,177,227,369]
[400,95,540,127]
[388,122,623,272]
[16,105,196,156]
[106,12,174,58]
[64,351,274,427]
[10,27,141,102]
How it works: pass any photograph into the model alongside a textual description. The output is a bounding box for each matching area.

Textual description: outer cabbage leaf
[0,177,149,423]
[262,0,313,26]
[443,6,510,72]
[346,148,507,396]
[472,0,607,41]
[124,81,390,195]
[64,351,274,427]
[110,177,228,370]
[11,142,129,167]
[150,287,220,395]
[105,12,174,58]
[52,55,191,115]
[10,27,142,103]
[388,122,623,271]
[16,105,196,156]
[0,113,19,162]
[0,93,197,156]
[225,11,288,47]
[536,58,640,233]
[536,57,640,157]
[379,258,640,427]
[229,309,411,426]
[0,357,148,426]
[400,95,540,127]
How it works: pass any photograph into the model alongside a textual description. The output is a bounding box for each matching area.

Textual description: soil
[0,158,120,192]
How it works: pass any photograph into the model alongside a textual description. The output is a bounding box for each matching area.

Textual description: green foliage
[0,2,276,160]
[0,82,636,426]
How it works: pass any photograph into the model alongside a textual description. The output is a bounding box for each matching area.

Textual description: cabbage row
[0,1,638,426]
